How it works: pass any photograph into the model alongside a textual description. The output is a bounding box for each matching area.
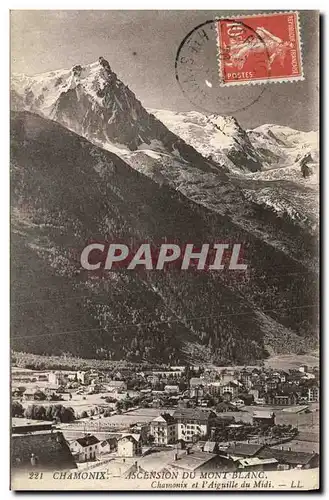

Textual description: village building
[236,457,279,471]
[149,414,177,445]
[86,371,100,386]
[239,370,253,388]
[69,435,100,462]
[153,370,182,379]
[173,408,216,442]
[12,429,76,471]
[215,444,280,471]
[129,423,149,443]
[287,371,304,385]
[220,381,240,400]
[117,434,142,457]
[219,443,265,459]
[207,381,222,395]
[264,378,279,392]
[23,388,38,401]
[189,386,205,399]
[253,411,276,426]
[146,374,160,386]
[308,385,320,402]
[265,393,299,406]
[77,371,88,384]
[249,388,259,400]
[48,371,64,387]
[189,377,208,398]
[168,449,224,472]
[258,447,319,470]
[251,382,265,394]
[99,434,121,454]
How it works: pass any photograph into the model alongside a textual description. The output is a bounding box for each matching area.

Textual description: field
[263,353,319,371]
[16,391,117,414]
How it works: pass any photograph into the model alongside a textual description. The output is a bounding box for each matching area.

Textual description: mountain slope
[11,60,318,268]
[11,112,318,363]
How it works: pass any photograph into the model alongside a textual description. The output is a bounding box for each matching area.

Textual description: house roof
[11,431,77,470]
[253,411,275,419]
[76,435,100,447]
[152,413,176,424]
[225,443,265,457]
[12,417,54,429]
[170,451,217,471]
[223,381,239,388]
[203,441,217,453]
[100,434,122,446]
[258,448,319,466]
[118,433,141,443]
[212,415,235,424]
[24,388,37,395]
[189,378,206,386]
[237,457,278,468]
[173,408,215,422]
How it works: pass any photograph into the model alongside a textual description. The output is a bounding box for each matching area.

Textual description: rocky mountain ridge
[11,59,318,249]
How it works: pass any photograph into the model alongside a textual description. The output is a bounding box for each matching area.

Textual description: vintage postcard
[10,10,319,491]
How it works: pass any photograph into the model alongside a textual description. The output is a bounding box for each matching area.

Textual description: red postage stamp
[217,12,303,85]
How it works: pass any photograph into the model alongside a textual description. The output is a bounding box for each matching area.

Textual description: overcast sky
[10,10,319,130]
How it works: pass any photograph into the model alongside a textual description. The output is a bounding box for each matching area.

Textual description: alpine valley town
[11,353,319,478]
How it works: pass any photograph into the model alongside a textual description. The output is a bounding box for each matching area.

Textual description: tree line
[12,401,75,423]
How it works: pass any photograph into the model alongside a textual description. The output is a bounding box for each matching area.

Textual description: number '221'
[29,472,43,479]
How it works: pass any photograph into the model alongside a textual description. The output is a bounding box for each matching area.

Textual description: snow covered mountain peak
[11,57,140,143]
[12,59,223,180]
[12,57,122,104]
[152,109,263,173]
[249,123,318,150]
[207,114,240,133]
